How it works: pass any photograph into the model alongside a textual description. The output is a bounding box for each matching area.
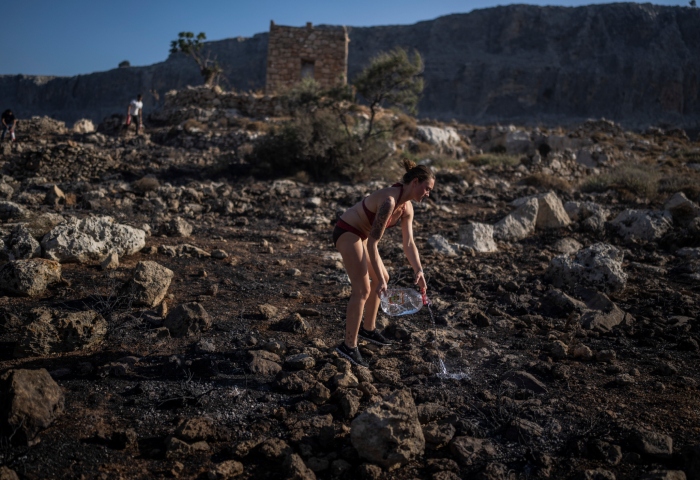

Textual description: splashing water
[424,298,471,381]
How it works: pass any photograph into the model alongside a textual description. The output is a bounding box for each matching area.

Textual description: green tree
[353,47,424,141]
[170,32,222,86]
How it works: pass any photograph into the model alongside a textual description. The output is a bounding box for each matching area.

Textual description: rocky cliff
[2,3,699,129]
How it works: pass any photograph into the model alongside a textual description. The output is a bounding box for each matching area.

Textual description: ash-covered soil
[0,113,699,480]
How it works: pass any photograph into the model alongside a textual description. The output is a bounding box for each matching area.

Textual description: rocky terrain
[0,89,699,480]
[2,3,700,130]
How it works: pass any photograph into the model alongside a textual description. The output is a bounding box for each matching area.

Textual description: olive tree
[353,47,424,141]
[170,32,222,86]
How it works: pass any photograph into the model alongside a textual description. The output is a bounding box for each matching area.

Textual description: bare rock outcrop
[41,216,146,263]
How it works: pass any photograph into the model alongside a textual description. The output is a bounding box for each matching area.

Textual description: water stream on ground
[425,300,470,381]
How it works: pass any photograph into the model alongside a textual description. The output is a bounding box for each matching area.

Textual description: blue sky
[1,0,689,76]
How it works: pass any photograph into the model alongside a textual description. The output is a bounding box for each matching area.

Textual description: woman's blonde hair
[400,158,434,184]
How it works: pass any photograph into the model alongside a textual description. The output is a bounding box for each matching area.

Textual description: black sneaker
[335,342,369,368]
[358,326,393,347]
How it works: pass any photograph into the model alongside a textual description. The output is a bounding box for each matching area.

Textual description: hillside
[1,3,699,130]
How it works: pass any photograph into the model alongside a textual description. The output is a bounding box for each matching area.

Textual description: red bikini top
[362,183,404,228]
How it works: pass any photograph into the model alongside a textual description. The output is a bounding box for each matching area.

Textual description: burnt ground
[0,119,699,480]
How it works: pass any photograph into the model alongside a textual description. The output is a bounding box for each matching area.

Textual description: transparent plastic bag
[380,288,427,316]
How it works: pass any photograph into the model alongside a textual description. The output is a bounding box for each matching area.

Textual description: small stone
[573,345,594,360]
[551,340,568,359]
[100,252,119,270]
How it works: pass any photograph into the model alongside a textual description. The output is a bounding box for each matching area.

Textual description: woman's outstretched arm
[401,205,427,292]
[367,196,395,296]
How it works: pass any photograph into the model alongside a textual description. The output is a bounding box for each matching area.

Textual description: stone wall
[265,21,348,94]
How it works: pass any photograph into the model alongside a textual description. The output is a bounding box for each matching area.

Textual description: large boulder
[15,308,107,356]
[512,192,571,229]
[547,243,627,294]
[610,209,672,242]
[123,261,174,307]
[41,216,146,263]
[351,389,425,470]
[164,303,212,337]
[0,369,65,445]
[459,223,497,253]
[0,259,62,297]
[494,198,538,241]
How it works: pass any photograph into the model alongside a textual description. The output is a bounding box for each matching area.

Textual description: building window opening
[301,60,315,80]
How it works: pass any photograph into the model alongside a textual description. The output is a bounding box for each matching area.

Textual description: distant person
[1,109,17,142]
[125,94,144,134]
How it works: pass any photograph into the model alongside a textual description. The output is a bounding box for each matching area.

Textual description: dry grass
[522,173,572,193]
[392,113,417,139]
[658,170,700,202]
[410,141,433,155]
[580,162,660,200]
[468,153,521,168]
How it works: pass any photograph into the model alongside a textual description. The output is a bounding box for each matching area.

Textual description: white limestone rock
[547,243,627,293]
[512,192,571,229]
[427,235,459,257]
[459,223,497,253]
[415,126,461,150]
[41,216,146,264]
[610,209,672,242]
[494,198,538,241]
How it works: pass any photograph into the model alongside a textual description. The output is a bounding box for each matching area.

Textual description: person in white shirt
[125,94,144,134]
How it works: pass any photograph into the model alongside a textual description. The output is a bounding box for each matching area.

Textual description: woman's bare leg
[364,251,389,331]
[336,233,370,348]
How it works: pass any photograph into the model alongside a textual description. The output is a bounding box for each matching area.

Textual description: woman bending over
[333,159,435,366]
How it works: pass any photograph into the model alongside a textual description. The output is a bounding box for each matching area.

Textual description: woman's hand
[415,270,427,293]
[375,280,388,298]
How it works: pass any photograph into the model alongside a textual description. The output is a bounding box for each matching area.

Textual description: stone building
[265,21,349,94]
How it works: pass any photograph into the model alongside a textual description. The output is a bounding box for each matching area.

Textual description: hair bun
[401,158,417,172]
